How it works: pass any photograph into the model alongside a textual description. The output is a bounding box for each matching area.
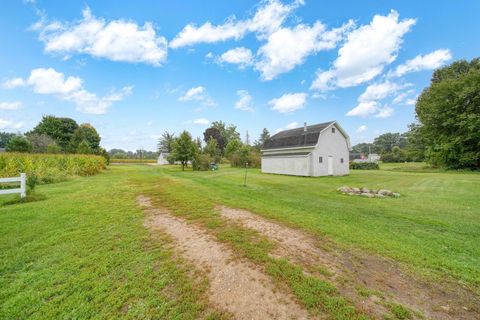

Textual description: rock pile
[338,186,400,198]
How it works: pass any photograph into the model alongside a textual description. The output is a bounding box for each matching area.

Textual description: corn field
[0,153,107,184]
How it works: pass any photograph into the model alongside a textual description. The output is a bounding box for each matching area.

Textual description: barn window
[331,127,336,133]
[319,156,323,163]
[340,158,344,163]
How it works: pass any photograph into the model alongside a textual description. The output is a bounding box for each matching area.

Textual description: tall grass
[0,153,106,183]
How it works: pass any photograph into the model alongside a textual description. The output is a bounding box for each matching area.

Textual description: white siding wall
[312,124,350,176]
[261,155,311,176]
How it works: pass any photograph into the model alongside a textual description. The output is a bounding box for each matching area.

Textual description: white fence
[0,173,26,198]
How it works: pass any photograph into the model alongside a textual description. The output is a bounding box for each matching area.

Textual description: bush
[230,146,261,168]
[350,162,380,170]
[0,153,106,184]
[192,154,213,171]
[6,136,32,153]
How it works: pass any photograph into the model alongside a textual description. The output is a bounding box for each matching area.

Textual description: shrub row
[0,153,107,184]
[349,161,380,170]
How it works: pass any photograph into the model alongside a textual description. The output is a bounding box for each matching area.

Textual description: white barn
[261,121,351,177]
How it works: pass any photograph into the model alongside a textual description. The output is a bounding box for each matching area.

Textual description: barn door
[327,156,334,175]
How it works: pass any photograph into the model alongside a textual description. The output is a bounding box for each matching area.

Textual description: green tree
[69,124,101,153]
[225,139,242,158]
[6,135,32,153]
[203,127,225,151]
[204,138,221,162]
[172,131,196,171]
[157,131,175,153]
[351,143,376,155]
[254,128,270,150]
[404,123,426,162]
[0,132,16,148]
[29,115,78,151]
[373,133,407,153]
[211,121,240,146]
[416,58,480,169]
[76,140,93,154]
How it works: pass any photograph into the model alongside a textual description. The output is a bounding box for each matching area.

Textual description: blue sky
[1,0,479,151]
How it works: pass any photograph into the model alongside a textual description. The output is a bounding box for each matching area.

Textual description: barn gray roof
[262,121,335,150]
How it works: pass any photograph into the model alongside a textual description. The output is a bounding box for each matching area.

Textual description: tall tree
[69,124,101,153]
[416,58,480,169]
[203,127,225,151]
[157,131,175,153]
[172,131,196,171]
[254,128,270,150]
[210,121,240,149]
[204,138,220,161]
[29,116,78,151]
[0,132,16,148]
[373,133,407,153]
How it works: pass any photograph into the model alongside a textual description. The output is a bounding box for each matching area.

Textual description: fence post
[20,173,26,198]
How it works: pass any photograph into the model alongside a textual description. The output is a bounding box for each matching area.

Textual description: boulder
[378,189,393,196]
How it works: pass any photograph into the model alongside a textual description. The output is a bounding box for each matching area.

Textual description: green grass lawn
[148,163,480,292]
[1,163,479,319]
[0,166,223,319]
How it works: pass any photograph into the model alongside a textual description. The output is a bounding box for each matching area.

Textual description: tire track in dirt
[218,205,480,320]
[137,196,311,320]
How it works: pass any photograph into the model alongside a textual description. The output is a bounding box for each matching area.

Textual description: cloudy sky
[1,0,478,150]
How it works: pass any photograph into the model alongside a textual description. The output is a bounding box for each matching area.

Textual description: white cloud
[269,92,307,113]
[311,10,415,90]
[4,68,131,114]
[375,105,394,118]
[0,118,23,130]
[286,122,300,129]
[405,98,416,106]
[2,77,25,89]
[356,125,367,133]
[391,49,452,77]
[235,90,253,112]
[0,101,22,110]
[219,47,253,68]
[346,101,379,117]
[179,86,216,106]
[358,81,404,102]
[392,89,416,105]
[170,0,303,49]
[193,118,210,125]
[33,7,168,66]
[256,20,354,80]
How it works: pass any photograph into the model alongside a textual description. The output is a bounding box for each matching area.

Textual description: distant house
[157,152,171,165]
[261,121,351,177]
[352,153,380,163]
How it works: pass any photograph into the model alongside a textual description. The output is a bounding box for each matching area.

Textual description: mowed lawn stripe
[153,164,480,292]
[0,166,221,319]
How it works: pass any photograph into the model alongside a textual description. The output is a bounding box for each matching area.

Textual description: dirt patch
[218,205,480,320]
[138,196,310,320]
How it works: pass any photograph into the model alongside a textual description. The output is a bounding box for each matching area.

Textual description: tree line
[157,121,271,170]
[1,115,109,161]
[353,58,479,169]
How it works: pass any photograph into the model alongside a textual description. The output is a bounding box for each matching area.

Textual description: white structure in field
[157,152,170,165]
[261,121,351,177]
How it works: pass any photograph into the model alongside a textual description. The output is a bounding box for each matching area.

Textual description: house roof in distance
[262,121,336,150]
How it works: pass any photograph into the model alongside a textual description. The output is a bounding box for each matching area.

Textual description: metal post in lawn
[243,162,248,187]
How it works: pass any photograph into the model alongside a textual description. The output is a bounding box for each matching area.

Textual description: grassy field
[151,163,480,290]
[1,163,479,319]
